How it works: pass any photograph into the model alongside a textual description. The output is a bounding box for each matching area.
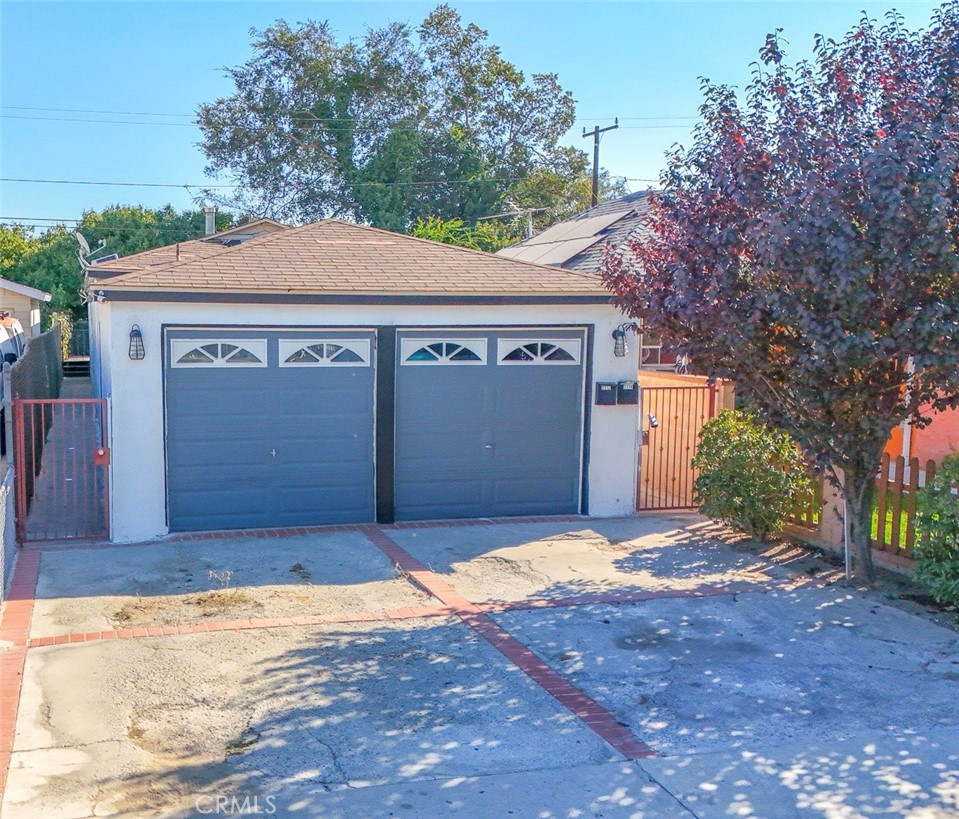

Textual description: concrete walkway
[2,514,958,817]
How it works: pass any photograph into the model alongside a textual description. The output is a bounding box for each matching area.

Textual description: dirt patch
[96,579,432,632]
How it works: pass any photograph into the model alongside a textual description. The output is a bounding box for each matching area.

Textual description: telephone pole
[582,118,619,207]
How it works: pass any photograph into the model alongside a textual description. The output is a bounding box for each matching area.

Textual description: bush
[691,410,809,541]
[915,453,959,608]
[46,311,72,360]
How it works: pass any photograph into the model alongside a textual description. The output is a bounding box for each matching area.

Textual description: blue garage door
[394,329,586,520]
[165,329,375,531]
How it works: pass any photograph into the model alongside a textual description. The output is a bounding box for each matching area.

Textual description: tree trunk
[842,468,876,583]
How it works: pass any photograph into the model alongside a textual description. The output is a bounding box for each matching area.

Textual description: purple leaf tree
[604,5,959,581]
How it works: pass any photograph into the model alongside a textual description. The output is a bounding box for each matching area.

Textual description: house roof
[88,218,288,277]
[497,191,653,274]
[0,277,52,302]
[92,219,609,298]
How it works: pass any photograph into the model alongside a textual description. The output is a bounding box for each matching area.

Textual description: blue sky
[0,1,944,230]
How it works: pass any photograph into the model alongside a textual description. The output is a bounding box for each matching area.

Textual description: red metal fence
[638,385,717,510]
[14,398,109,543]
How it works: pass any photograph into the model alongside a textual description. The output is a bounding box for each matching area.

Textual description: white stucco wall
[101,300,640,542]
[88,300,113,399]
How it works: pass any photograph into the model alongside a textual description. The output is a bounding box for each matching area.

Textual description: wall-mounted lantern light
[128,325,145,360]
[612,322,640,357]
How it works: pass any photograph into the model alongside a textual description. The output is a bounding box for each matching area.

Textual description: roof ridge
[325,219,603,281]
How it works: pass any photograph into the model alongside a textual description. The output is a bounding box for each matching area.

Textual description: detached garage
[86,219,640,542]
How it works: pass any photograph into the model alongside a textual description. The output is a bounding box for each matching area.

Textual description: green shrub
[915,453,959,608]
[46,310,72,360]
[691,410,809,541]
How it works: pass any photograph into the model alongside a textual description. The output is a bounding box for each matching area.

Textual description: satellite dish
[74,232,91,257]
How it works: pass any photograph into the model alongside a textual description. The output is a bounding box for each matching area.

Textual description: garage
[87,218,639,542]
[394,329,587,520]
[164,328,376,531]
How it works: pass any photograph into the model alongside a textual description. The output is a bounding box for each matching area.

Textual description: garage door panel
[166,330,375,532]
[394,478,485,518]
[394,329,585,521]
[171,487,270,525]
[493,477,579,505]
[277,485,373,513]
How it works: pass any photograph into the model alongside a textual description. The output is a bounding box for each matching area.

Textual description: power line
[1,177,234,189]
[0,113,695,132]
[0,176,532,189]
[2,104,698,123]
[2,105,194,117]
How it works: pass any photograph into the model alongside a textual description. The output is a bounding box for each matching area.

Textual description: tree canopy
[197,5,619,229]
[1,205,235,316]
[604,4,959,580]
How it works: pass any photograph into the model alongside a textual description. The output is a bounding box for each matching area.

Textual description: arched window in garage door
[278,339,371,366]
[399,338,487,365]
[496,339,582,364]
[170,339,267,367]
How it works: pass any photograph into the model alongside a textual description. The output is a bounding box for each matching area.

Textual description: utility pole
[582,118,619,207]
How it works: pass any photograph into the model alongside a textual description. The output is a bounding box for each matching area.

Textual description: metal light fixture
[128,325,145,360]
[612,322,640,357]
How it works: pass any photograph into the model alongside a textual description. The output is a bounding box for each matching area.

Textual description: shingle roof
[497,191,653,275]
[93,219,608,297]
[88,219,288,276]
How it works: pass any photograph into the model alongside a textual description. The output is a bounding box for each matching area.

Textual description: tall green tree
[0,225,38,270]
[604,6,959,581]
[197,5,585,229]
[4,206,235,316]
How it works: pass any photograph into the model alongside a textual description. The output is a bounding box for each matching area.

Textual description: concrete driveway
[1,513,958,818]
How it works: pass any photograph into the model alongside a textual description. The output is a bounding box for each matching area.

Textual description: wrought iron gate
[638,385,716,510]
[14,398,110,542]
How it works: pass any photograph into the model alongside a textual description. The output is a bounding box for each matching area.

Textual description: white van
[0,314,25,365]
[0,314,24,455]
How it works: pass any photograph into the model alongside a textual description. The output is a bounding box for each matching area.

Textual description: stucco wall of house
[101,300,640,542]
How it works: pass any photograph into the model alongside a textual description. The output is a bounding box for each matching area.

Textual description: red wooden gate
[14,398,110,543]
[638,385,716,510]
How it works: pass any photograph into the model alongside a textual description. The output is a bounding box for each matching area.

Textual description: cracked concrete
[4,516,959,817]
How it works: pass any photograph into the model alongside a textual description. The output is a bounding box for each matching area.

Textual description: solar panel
[531,236,604,266]
[560,211,629,241]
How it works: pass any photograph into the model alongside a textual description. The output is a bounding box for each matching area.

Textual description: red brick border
[3,516,837,792]
[359,525,657,760]
[0,551,40,795]
[22,515,589,553]
[26,604,457,648]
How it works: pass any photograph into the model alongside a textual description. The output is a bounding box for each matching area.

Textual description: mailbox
[595,382,618,406]
[617,380,639,405]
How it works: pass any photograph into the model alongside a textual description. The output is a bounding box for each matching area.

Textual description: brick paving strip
[23,581,796,649]
[0,551,40,796]
[1,515,842,789]
[358,525,657,760]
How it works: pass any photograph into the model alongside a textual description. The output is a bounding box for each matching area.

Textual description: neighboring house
[86,218,640,543]
[0,277,52,338]
[886,406,959,467]
[497,192,678,370]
